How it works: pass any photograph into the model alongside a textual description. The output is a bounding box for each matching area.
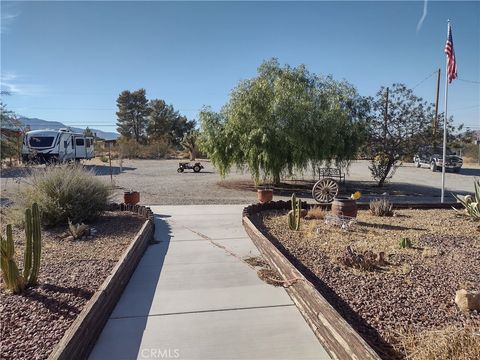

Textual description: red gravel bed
[0,212,145,360]
[255,209,480,359]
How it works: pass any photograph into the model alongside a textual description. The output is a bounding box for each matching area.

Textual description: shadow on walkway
[90,214,171,359]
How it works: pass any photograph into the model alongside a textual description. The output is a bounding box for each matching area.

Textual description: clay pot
[331,197,357,218]
[257,189,273,204]
[124,191,140,205]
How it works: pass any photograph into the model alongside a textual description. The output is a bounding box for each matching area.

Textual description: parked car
[413,146,463,173]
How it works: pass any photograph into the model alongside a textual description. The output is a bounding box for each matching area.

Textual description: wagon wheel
[312,178,339,204]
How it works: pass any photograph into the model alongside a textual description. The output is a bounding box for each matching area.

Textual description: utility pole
[433,68,441,145]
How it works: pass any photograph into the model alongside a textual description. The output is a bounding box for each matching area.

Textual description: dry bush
[118,138,173,159]
[462,143,479,164]
[369,198,394,217]
[396,325,480,360]
[9,165,111,227]
[307,206,326,219]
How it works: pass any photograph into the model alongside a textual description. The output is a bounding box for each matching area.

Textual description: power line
[411,70,437,90]
[10,106,200,112]
[457,78,480,85]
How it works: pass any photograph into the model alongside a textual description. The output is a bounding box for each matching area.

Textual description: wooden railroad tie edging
[242,214,381,360]
[241,200,461,359]
[48,205,155,360]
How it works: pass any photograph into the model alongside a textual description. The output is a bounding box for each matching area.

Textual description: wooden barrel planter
[124,191,140,205]
[331,197,357,218]
[257,189,273,204]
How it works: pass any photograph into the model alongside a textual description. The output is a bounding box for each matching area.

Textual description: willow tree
[200,59,368,185]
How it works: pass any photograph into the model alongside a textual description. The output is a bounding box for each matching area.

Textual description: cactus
[0,225,25,293]
[0,203,42,293]
[399,237,412,249]
[288,193,302,231]
[28,203,42,286]
[23,208,33,281]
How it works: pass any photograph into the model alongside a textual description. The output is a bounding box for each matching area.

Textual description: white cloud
[416,0,428,33]
[0,4,20,34]
[1,72,48,96]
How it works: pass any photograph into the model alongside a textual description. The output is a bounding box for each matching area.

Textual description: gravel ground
[0,212,145,360]
[1,159,479,206]
[257,209,480,359]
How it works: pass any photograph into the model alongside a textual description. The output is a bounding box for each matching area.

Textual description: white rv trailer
[21,128,94,164]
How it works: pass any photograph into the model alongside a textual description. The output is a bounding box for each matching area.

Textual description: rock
[455,289,480,311]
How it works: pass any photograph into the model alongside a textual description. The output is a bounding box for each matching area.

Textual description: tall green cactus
[288,193,301,231]
[27,203,41,286]
[23,208,33,281]
[0,203,42,293]
[0,225,25,293]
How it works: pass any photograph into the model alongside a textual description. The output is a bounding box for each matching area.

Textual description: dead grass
[306,206,326,220]
[396,324,480,360]
[243,256,284,287]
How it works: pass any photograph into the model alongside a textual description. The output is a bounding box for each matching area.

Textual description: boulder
[455,289,480,311]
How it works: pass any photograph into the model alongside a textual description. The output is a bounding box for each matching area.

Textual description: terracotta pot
[331,197,357,218]
[124,191,140,205]
[257,189,273,204]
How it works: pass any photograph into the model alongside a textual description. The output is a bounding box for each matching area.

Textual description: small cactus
[399,237,412,249]
[0,225,25,293]
[288,193,302,231]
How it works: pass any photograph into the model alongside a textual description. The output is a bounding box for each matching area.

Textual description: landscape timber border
[48,204,155,360]
[242,200,460,360]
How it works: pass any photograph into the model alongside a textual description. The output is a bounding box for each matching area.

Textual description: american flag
[444,23,457,83]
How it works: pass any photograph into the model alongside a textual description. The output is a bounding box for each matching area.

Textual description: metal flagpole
[441,20,450,203]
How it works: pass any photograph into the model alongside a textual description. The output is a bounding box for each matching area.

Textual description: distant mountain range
[17,117,119,140]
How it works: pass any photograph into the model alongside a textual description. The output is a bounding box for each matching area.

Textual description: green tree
[365,83,453,186]
[0,101,22,160]
[116,89,149,143]
[200,59,367,185]
[146,99,196,146]
[83,127,94,137]
[169,115,195,146]
[181,129,199,160]
[147,99,175,140]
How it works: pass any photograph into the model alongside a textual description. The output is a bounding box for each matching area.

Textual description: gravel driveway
[1,159,479,206]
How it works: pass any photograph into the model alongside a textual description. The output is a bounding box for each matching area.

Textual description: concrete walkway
[90,205,330,360]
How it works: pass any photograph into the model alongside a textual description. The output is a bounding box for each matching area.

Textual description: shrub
[10,165,111,227]
[454,179,479,221]
[397,325,480,360]
[306,206,326,220]
[369,198,394,217]
[118,137,172,159]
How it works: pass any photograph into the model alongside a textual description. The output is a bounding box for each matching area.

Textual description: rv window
[29,136,54,148]
[76,138,85,146]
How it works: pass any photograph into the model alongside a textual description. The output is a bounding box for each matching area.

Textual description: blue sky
[1,1,479,132]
